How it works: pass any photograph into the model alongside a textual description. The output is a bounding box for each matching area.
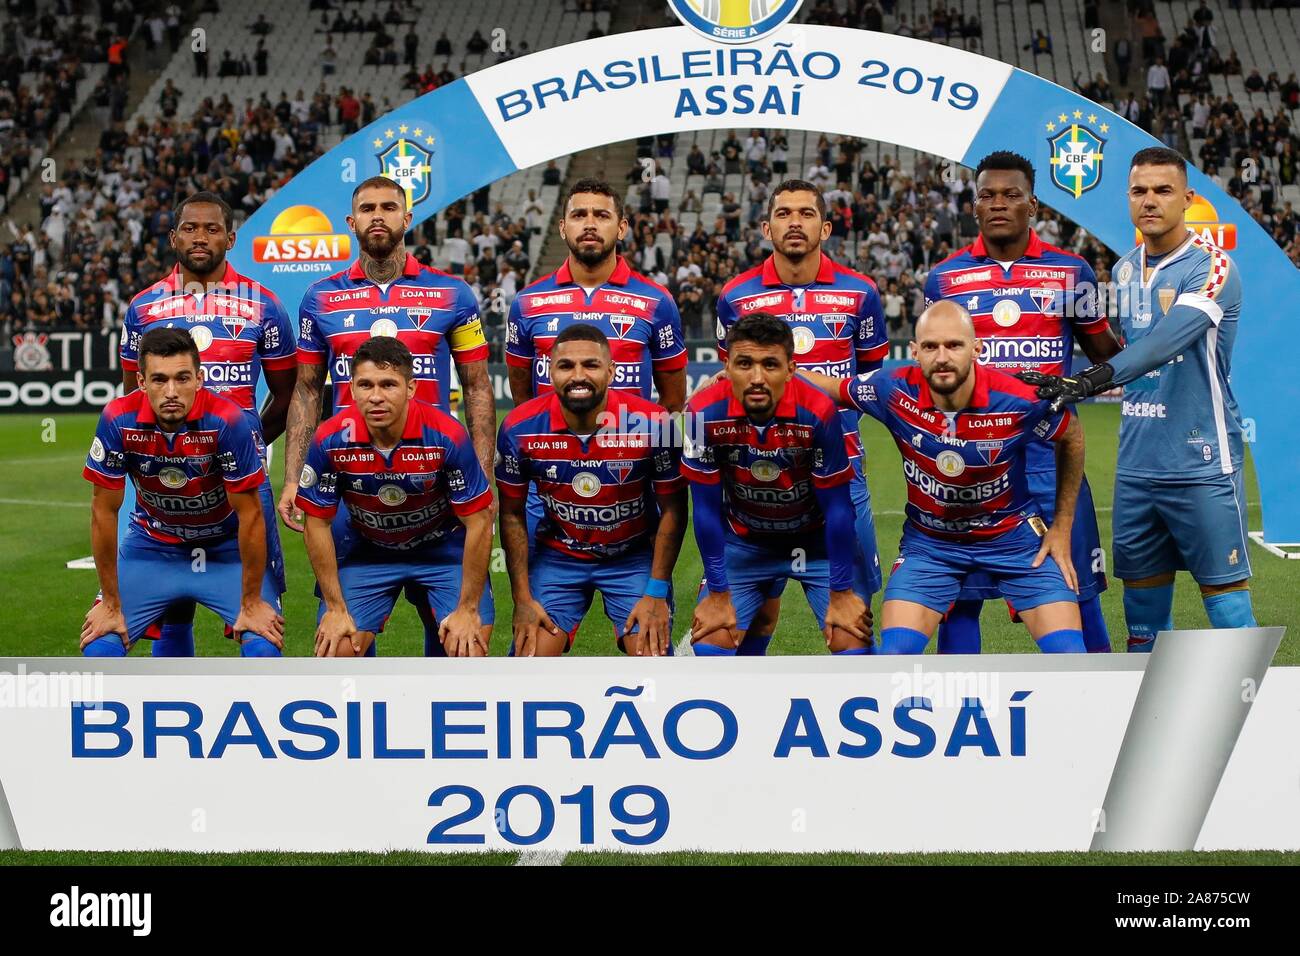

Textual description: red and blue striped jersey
[924,232,1105,472]
[495,389,684,560]
[294,399,492,553]
[681,376,853,540]
[716,253,887,462]
[297,254,488,412]
[121,263,296,427]
[83,388,266,545]
[841,364,1071,541]
[505,256,687,399]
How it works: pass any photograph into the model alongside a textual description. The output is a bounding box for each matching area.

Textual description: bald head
[912,300,980,401]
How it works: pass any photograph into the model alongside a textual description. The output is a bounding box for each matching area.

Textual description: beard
[175,245,225,277]
[357,224,401,259]
[558,381,605,415]
[773,231,819,262]
[925,364,970,396]
[565,232,616,268]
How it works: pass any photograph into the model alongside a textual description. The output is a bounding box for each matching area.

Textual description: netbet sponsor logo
[1122,401,1167,419]
[979,337,1067,364]
[904,458,1010,504]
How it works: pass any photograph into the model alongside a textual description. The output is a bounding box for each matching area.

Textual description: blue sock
[1035,628,1086,653]
[832,647,869,655]
[1079,595,1111,653]
[1203,589,1257,629]
[736,633,773,656]
[692,642,737,656]
[82,635,128,657]
[879,626,929,654]
[239,636,282,658]
[1124,583,1174,653]
[152,628,195,657]
[937,599,982,653]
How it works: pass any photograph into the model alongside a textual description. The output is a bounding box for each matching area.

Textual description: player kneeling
[800,301,1085,653]
[496,324,687,656]
[684,313,874,656]
[296,338,494,657]
[80,328,285,657]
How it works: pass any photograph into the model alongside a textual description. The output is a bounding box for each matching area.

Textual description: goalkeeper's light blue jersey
[1112,232,1243,480]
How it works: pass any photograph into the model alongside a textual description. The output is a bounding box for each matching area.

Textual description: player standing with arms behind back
[1022,147,1257,650]
[924,152,1120,654]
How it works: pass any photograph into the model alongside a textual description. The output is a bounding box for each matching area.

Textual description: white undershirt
[577,284,599,295]
[376,281,393,295]
[993,259,1016,271]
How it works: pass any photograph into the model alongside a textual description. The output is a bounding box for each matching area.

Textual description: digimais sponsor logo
[252,205,353,274]
[668,0,804,43]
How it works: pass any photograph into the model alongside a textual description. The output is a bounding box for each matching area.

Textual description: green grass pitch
[0,402,1291,661]
[0,404,1292,865]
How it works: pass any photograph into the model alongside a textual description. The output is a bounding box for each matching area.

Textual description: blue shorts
[956,471,1106,603]
[326,539,496,637]
[1112,470,1252,585]
[886,522,1078,615]
[850,466,884,595]
[696,529,878,633]
[529,547,670,651]
[95,530,283,650]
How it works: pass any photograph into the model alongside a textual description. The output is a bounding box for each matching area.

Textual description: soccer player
[800,300,1086,654]
[496,324,687,656]
[713,178,887,655]
[295,338,494,657]
[81,327,285,657]
[924,152,1120,654]
[684,313,873,656]
[1020,147,1256,650]
[505,178,687,548]
[120,190,296,656]
[279,175,495,645]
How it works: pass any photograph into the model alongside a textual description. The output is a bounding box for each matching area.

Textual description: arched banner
[229,25,1300,545]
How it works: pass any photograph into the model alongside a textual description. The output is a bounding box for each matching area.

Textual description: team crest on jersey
[1028,288,1060,314]
[409,308,433,330]
[376,131,434,207]
[610,314,636,339]
[1117,261,1134,285]
[222,316,247,339]
[976,441,1004,464]
[1158,287,1176,312]
[1046,113,1108,199]
[572,472,602,497]
[158,467,188,489]
[822,315,847,339]
[607,459,635,483]
[668,0,804,44]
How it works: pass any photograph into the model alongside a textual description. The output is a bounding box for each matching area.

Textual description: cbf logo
[1046,111,1109,199]
[375,124,435,207]
[669,0,804,43]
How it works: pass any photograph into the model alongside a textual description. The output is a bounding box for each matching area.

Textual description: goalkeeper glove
[1017,363,1114,412]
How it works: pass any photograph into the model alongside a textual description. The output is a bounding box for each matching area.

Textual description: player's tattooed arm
[259,366,297,445]
[278,361,325,532]
[303,514,362,657]
[653,367,687,413]
[1033,414,1084,593]
[507,364,533,406]
[625,488,687,656]
[499,493,560,656]
[229,488,286,648]
[441,507,493,657]
[456,358,496,480]
[81,484,127,650]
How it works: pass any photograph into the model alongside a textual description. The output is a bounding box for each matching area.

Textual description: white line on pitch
[0,455,83,465]
[514,849,567,866]
[0,498,83,508]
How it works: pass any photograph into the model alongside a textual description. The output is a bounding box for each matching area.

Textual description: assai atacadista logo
[668,0,804,43]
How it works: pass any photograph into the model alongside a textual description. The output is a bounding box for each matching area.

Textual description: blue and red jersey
[83,388,266,545]
[121,263,296,427]
[840,363,1071,542]
[681,375,853,540]
[294,399,492,554]
[924,232,1105,471]
[717,253,888,462]
[505,256,687,399]
[297,254,488,412]
[495,389,683,560]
